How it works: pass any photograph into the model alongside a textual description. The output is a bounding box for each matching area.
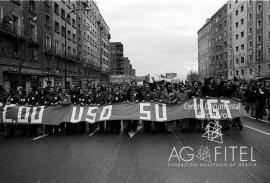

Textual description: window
[61,26,65,37]
[257,34,261,43]
[229,26,232,32]
[236,70,239,76]
[249,26,252,34]
[241,44,244,50]
[54,2,59,15]
[235,0,238,4]
[54,21,59,33]
[235,10,239,16]
[249,40,252,48]
[257,49,261,58]
[67,30,71,40]
[241,31,244,37]
[236,46,239,52]
[249,13,252,21]
[249,54,253,62]
[235,34,239,40]
[240,5,244,12]
[29,0,36,13]
[229,4,231,9]
[68,46,71,55]
[241,70,244,76]
[32,49,37,61]
[236,57,239,64]
[67,14,71,24]
[55,40,59,53]
[241,18,244,25]
[61,9,65,20]
[241,56,245,63]
[72,34,76,42]
[72,18,76,28]
[0,6,3,22]
[235,22,238,28]
[257,3,262,13]
[45,15,50,27]
[45,35,51,49]
[257,19,262,28]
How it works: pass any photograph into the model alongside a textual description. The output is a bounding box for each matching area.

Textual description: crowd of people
[0,77,269,138]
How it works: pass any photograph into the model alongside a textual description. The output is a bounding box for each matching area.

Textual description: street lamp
[64,8,91,88]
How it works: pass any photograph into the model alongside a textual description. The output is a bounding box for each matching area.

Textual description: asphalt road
[0,118,270,183]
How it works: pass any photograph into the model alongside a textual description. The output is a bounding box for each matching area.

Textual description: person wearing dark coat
[255,83,266,120]
[126,81,142,132]
[95,86,107,133]
[141,83,154,132]
[109,85,125,133]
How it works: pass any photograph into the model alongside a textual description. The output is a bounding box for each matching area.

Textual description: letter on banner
[221,100,232,119]
[194,98,205,118]
[155,104,167,121]
[140,103,151,120]
[31,106,45,124]
[3,104,16,123]
[100,105,112,121]
[70,107,84,123]
[18,106,31,123]
[85,107,98,123]
[207,99,221,119]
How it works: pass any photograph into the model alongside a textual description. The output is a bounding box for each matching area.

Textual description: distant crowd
[0,77,269,137]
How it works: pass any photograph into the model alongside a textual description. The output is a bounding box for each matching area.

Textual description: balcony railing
[0,21,26,40]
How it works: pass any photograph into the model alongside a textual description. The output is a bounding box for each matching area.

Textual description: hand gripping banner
[0,98,248,125]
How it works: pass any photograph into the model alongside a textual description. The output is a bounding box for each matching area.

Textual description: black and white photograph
[0,0,270,182]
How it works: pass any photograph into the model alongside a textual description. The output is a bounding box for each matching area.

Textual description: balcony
[0,21,26,41]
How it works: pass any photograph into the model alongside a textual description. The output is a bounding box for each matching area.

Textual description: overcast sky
[95,0,226,79]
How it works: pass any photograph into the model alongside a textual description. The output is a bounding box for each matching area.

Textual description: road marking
[249,117,270,124]
[33,133,49,141]
[128,125,143,138]
[89,127,100,136]
[244,125,270,136]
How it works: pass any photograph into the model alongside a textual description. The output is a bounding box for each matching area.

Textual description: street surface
[0,117,270,183]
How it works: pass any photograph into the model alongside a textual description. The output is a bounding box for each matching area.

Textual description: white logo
[202,121,223,144]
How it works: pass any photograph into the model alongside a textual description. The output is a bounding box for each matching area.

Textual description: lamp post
[64,8,91,88]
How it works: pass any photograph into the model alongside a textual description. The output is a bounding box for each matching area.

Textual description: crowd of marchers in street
[0,76,268,138]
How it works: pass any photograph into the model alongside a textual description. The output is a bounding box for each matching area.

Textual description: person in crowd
[69,84,78,104]
[244,82,256,117]
[126,81,142,132]
[95,86,107,133]
[109,85,125,133]
[26,86,38,106]
[255,83,266,120]
[44,87,61,135]
[141,83,154,132]
[75,89,87,134]
[201,77,218,97]
[231,82,243,130]
[37,88,46,105]
[6,88,19,105]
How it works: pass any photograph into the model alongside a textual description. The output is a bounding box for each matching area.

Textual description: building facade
[197,18,211,81]
[0,0,111,90]
[198,0,270,81]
